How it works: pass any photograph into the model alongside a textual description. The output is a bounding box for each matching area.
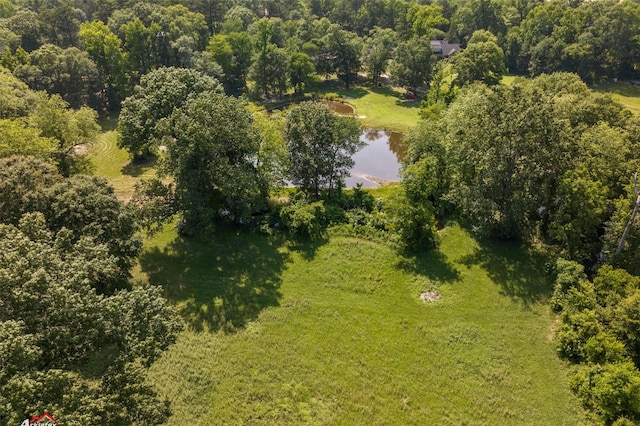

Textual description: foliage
[254,111,289,187]
[0,157,141,293]
[161,91,267,236]
[361,27,396,86]
[552,259,640,423]
[389,36,435,94]
[78,20,127,110]
[0,68,38,118]
[13,44,101,109]
[384,158,439,251]
[250,44,289,98]
[323,27,362,89]
[0,119,56,158]
[452,30,506,86]
[288,51,315,94]
[571,362,640,424]
[438,73,631,243]
[284,101,363,198]
[280,196,327,238]
[207,31,254,94]
[118,67,223,158]
[0,215,181,425]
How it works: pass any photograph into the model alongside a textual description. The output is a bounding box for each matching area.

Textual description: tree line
[2,0,638,112]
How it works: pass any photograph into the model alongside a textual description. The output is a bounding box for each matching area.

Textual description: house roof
[430,40,460,57]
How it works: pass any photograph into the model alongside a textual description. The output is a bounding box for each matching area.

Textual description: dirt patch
[73,144,90,156]
[420,291,440,303]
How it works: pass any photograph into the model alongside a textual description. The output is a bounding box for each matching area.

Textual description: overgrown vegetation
[3,0,640,423]
[145,222,586,425]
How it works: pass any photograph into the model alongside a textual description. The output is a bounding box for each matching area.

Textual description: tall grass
[145,223,586,425]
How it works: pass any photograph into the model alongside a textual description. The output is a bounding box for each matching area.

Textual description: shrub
[571,362,640,424]
[280,199,326,238]
[583,332,628,365]
[557,310,602,362]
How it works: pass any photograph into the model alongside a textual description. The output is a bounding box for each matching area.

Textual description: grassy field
[86,83,589,424]
[316,85,421,132]
[89,130,158,200]
[593,81,640,114]
[144,222,586,425]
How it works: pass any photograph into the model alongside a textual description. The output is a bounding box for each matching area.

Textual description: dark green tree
[118,67,223,158]
[78,20,127,110]
[361,27,396,86]
[288,51,315,93]
[161,92,267,235]
[389,36,435,94]
[284,101,363,198]
[452,30,506,86]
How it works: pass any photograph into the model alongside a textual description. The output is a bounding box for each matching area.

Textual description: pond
[345,129,405,188]
[267,100,404,188]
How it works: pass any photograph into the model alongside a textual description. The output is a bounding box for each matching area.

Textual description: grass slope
[145,223,586,425]
[89,130,158,200]
[308,82,421,132]
[593,81,640,114]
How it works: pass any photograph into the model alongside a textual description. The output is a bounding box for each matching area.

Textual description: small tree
[284,102,363,198]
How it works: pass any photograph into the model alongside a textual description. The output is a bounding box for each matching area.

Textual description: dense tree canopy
[284,102,363,197]
[118,67,223,158]
[161,91,267,235]
[0,156,181,425]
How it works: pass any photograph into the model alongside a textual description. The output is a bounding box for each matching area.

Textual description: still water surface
[271,100,405,188]
[346,129,405,188]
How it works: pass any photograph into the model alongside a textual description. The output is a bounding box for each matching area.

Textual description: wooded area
[2,0,640,424]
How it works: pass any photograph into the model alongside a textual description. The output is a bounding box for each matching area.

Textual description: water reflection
[346,129,404,188]
[319,99,356,115]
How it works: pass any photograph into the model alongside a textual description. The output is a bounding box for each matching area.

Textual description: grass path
[145,223,586,425]
[89,131,157,200]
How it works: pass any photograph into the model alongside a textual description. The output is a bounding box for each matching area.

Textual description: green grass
[89,131,158,200]
[328,86,420,132]
[501,74,519,86]
[294,79,421,132]
[144,223,586,425]
[594,81,640,114]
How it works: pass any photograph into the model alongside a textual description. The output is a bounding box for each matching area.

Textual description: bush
[571,362,640,424]
[280,198,326,238]
[384,189,437,251]
[583,332,628,365]
[557,310,602,362]
[550,258,587,313]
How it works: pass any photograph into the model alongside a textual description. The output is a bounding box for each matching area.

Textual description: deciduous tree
[284,102,363,197]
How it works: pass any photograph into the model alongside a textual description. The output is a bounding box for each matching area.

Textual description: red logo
[21,412,57,425]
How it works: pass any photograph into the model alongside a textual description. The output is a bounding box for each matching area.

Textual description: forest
[2,0,640,424]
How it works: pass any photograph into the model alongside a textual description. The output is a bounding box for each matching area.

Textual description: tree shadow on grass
[139,229,290,333]
[396,248,461,286]
[287,234,330,261]
[121,154,158,177]
[337,87,369,99]
[459,238,553,308]
[370,85,404,98]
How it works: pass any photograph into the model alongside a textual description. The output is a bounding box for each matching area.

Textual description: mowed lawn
[89,130,158,200]
[311,83,421,132]
[143,223,586,425]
